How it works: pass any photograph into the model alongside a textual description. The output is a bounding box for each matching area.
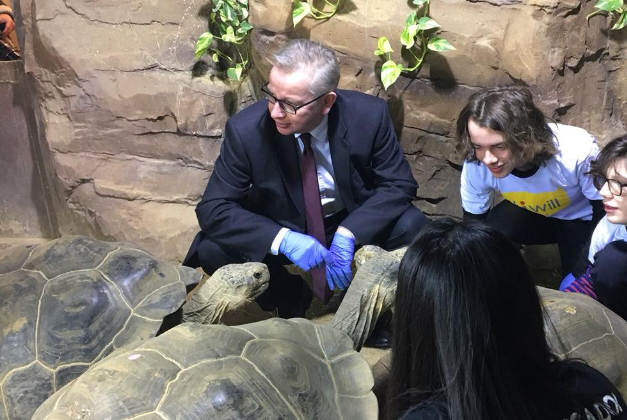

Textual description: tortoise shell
[0,236,200,419]
[541,286,627,395]
[33,318,378,420]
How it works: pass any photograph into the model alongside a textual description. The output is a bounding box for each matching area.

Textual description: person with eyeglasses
[183,39,428,334]
[457,86,604,276]
[561,135,627,320]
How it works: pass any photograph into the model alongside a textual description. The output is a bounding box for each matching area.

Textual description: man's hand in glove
[279,231,329,271]
[325,227,355,290]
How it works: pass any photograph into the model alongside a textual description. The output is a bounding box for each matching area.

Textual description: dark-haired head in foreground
[387,218,627,420]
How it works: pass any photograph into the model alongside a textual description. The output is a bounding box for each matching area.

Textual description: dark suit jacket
[187,89,418,264]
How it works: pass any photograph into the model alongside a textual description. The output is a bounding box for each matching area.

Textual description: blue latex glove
[325,230,355,290]
[559,273,576,291]
[279,231,329,271]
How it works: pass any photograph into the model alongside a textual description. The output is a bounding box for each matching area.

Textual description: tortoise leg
[330,246,401,350]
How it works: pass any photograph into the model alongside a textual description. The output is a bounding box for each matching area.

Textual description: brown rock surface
[17,0,627,264]
[21,0,235,260]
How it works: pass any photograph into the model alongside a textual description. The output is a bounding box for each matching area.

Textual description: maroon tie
[300,133,333,304]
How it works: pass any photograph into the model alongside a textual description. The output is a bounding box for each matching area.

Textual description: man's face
[266,66,335,135]
[600,159,627,225]
[468,119,516,179]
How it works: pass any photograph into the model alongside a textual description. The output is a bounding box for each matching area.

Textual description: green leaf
[417,16,441,30]
[376,37,394,54]
[381,60,403,90]
[593,0,623,12]
[405,10,417,25]
[222,2,236,21]
[218,22,228,35]
[237,0,248,4]
[211,52,219,62]
[293,0,311,26]
[413,0,429,6]
[400,24,419,48]
[612,9,627,28]
[428,36,456,51]
[212,0,222,12]
[223,26,237,43]
[194,32,214,59]
[227,64,243,81]
[238,21,254,33]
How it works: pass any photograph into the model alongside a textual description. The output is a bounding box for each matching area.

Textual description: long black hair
[387,218,560,420]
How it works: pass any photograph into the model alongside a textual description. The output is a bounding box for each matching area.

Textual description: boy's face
[467,119,517,179]
[600,158,627,225]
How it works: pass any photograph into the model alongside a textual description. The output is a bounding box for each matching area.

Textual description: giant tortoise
[182,262,270,324]
[0,236,200,420]
[180,245,400,351]
[178,245,402,350]
[180,244,627,394]
[32,318,378,420]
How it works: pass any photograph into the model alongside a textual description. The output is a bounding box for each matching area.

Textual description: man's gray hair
[273,39,340,96]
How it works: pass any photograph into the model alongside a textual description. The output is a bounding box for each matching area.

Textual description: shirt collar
[296,114,328,142]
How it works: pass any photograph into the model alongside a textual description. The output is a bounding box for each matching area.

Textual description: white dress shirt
[270,115,346,254]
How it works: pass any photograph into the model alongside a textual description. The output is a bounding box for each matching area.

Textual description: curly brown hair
[456,86,557,167]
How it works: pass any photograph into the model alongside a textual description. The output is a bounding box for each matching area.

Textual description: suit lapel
[328,105,356,212]
[273,132,306,221]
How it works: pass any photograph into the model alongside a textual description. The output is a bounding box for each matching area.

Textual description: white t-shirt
[461,123,601,221]
[588,216,627,263]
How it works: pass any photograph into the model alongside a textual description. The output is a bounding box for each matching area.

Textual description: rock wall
[0,60,56,239]
[19,0,627,261]
[21,0,237,260]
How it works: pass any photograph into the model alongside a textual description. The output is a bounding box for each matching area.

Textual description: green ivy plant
[292,0,341,26]
[194,0,253,81]
[374,0,455,90]
[587,0,627,30]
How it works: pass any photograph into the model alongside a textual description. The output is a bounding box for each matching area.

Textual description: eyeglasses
[261,82,328,115]
[593,174,627,196]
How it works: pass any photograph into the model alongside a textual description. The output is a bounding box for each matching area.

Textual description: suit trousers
[185,205,429,318]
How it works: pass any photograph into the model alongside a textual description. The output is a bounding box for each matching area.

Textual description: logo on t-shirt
[564,392,623,419]
[501,187,571,216]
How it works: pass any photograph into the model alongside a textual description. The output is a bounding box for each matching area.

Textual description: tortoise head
[214,262,270,301]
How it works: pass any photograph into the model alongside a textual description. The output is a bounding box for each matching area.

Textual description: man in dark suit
[184,39,428,321]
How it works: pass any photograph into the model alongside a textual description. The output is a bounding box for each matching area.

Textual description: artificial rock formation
[18,0,627,261]
[20,0,237,260]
